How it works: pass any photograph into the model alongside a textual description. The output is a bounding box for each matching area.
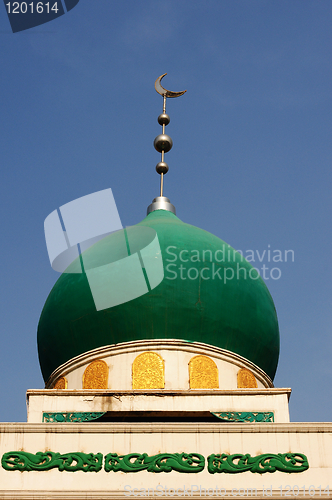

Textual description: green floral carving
[42,412,106,423]
[2,451,103,472]
[207,453,309,474]
[211,412,274,423]
[1,451,309,475]
[104,453,205,473]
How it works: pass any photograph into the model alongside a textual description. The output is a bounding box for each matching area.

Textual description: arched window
[53,376,67,389]
[132,352,164,389]
[237,368,257,388]
[189,355,219,389]
[83,360,108,389]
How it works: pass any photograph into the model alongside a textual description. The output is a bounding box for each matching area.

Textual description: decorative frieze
[208,452,309,474]
[42,412,106,423]
[105,452,204,473]
[2,451,102,472]
[1,450,309,474]
[212,411,274,422]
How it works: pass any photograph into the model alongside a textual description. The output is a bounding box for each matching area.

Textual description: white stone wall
[0,422,331,499]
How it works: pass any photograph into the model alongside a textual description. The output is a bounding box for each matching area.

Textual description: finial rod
[160,173,164,197]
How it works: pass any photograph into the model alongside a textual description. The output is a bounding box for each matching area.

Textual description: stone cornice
[0,421,331,434]
[27,388,291,397]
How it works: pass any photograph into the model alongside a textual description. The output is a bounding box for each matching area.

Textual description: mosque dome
[37,209,279,384]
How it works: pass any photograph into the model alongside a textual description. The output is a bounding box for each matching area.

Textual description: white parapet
[27,388,291,423]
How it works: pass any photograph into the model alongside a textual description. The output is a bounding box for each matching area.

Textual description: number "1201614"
[6,2,59,14]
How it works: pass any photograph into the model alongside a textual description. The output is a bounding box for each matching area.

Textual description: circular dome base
[46,339,274,390]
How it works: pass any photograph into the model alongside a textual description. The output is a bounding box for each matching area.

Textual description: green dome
[37,210,279,382]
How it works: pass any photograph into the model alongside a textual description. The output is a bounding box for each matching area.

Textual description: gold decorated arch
[83,360,109,389]
[132,352,165,389]
[189,355,219,389]
[53,377,67,389]
[237,368,257,388]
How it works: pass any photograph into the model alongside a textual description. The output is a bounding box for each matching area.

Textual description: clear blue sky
[0,0,331,422]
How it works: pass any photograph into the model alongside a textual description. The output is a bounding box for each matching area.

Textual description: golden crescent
[155,73,187,98]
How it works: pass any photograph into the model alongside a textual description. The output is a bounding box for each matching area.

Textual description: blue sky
[0,0,331,422]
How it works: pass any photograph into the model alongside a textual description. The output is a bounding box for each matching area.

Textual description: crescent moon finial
[155,73,187,98]
[148,74,186,213]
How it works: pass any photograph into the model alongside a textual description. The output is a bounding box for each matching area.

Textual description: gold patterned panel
[189,355,219,389]
[132,352,165,389]
[53,377,67,389]
[82,360,108,389]
[237,368,258,388]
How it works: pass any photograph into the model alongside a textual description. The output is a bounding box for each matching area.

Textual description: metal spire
[147,74,186,215]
